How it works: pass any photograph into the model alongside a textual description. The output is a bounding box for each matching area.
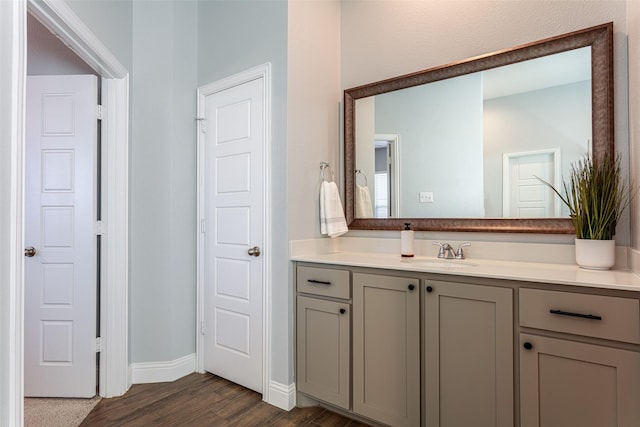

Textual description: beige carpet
[24,397,101,427]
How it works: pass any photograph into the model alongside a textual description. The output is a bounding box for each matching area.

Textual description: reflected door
[503,149,560,218]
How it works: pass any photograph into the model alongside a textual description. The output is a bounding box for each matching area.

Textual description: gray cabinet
[519,288,640,427]
[520,333,640,427]
[296,295,350,409]
[296,265,351,409]
[352,273,420,427]
[424,280,514,427]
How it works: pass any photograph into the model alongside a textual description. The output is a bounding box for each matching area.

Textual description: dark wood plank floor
[80,373,372,426]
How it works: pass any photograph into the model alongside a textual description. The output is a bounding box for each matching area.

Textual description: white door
[503,149,560,218]
[24,75,98,397]
[203,77,264,393]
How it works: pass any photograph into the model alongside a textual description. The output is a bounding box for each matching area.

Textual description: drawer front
[520,288,640,344]
[297,266,350,299]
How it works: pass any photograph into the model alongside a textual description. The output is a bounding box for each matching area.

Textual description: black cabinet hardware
[408,284,415,291]
[307,279,331,285]
[549,309,602,321]
[523,342,533,350]
[426,286,433,293]
[339,308,346,314]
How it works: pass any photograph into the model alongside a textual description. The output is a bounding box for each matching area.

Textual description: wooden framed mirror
[344,22,613,233]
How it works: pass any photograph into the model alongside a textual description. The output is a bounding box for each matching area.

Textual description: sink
[401,258,478,268]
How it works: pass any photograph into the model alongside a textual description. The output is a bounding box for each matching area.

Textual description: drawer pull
[307,279,331,285]
[549,309,602,321]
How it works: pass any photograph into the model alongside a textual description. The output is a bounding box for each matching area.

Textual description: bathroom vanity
[292,249,640,427]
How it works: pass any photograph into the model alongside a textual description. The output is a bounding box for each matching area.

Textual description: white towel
[355,184,373,218]
[320,181,348,238]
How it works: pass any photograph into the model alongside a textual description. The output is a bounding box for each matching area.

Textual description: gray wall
[129,0,197,363]
[197,0,291,384]
[375,74,484,217]
[483,81,591,217]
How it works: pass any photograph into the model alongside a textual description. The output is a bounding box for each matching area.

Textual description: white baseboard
[130,353,196,384]
[266,380,296,410]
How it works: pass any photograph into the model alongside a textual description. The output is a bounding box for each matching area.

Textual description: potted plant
[539,152,634,270]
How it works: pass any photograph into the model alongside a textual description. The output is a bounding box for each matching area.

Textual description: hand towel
[320,181,348,238]
[355,184,373,218]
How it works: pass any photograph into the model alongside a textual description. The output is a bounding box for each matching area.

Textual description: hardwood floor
[80,373,372,426]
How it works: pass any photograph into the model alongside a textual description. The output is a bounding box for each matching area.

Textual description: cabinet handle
[523,342,533,350]
[408,284,415,291]
[339,308,346,314]
[549,309,602,321]
[307,279,331,285]
[426,286,433,293]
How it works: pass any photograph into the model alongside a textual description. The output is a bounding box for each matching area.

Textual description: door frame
[374,133,400,218]
[196,64,272,402]
[502,148,561,217]
[1,0,130,424]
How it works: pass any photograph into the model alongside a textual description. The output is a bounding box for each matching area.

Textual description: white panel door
[25,75,97,397]
[504,150,559,218]
[203,77,264,393]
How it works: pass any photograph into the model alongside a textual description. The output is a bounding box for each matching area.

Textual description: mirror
[344,23,613,233]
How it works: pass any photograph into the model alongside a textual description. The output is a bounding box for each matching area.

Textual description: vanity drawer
[297,266,350,299]
[520,288,640,344]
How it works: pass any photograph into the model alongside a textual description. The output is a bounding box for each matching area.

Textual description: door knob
[24,246,37,257]
[248,246,261,257]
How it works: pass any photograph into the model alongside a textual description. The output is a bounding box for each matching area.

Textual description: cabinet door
[353,273,420,427]
[520,333,640,427]
[296,295,350,409]
[425,281,513,427]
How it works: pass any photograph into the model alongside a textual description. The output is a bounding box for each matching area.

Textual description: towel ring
[320,162,334,182]
[355,169,368,186]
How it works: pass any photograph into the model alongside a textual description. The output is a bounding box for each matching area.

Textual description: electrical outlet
[419,192,434,203]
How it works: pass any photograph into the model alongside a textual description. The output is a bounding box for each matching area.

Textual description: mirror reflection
[355,47,592,219]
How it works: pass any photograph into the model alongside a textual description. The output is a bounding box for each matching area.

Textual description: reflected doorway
[374,134,400,218]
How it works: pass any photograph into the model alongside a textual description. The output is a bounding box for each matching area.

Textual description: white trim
[268,381,296,411]
[1,0,27,425]
[130,354,196,385]
[99,77,130,397]
[196,63,272,403]
[502,148,562,217]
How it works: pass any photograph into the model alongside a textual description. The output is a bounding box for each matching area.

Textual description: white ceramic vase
[574,238,615,270]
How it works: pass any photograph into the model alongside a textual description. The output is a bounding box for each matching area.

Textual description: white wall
[287,0,341,379]
[341,0,629,245]
[628,1,640,268]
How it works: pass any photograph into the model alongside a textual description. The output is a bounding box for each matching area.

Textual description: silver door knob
[24,246,37,257]
[248,246,261,257]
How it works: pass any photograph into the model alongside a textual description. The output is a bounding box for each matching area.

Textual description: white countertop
[291,251,640,292]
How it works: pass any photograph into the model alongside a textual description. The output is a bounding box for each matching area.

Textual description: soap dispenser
[401,223,414,257]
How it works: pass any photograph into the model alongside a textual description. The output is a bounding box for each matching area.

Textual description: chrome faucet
[433,242,471,260]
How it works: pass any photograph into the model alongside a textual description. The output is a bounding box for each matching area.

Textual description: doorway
[373,134,400,218]
[196,64,271,397]
[1,1,130,423]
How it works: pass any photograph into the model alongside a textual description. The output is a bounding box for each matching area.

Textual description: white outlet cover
[419,192,434,203]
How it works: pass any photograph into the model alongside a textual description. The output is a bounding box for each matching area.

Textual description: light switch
[419,192,434,203]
